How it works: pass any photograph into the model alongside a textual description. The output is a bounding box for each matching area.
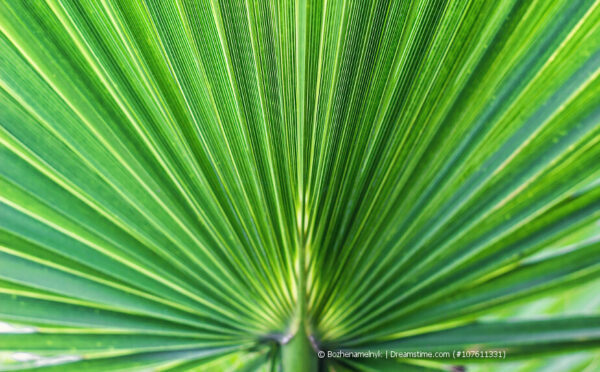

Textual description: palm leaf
[1,0,599,371]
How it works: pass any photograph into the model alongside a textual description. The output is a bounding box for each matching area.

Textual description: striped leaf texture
[0,0,599,371]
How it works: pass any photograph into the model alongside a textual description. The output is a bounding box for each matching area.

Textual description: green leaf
[1,0,599,371]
